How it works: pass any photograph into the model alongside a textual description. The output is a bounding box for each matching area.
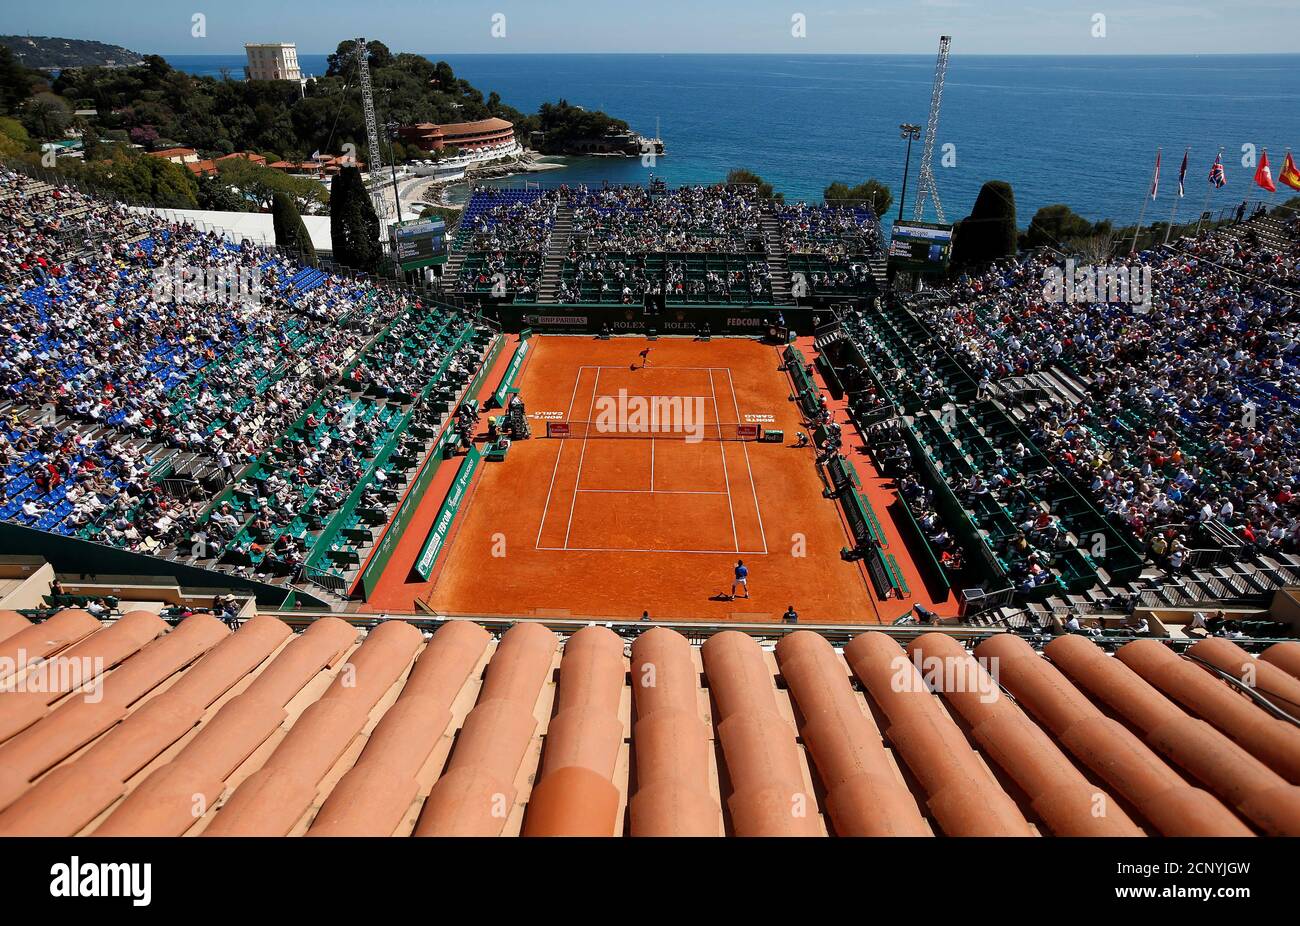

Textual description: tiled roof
[0,612,1298,836]
[403,118,514,137]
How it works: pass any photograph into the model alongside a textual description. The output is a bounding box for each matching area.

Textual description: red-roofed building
[215,152,269,168]
[265,153,363,177]
[398,117,516,155]
[147,147,200,166]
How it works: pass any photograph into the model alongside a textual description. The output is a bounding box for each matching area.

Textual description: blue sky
[3,0,1298,55]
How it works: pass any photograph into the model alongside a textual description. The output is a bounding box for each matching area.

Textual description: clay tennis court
[383,335,887,623]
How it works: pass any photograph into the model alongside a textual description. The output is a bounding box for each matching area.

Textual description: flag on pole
[1208,152,1227,188]
[1255,149,1277,193]
[1150,149,1162,199]
[1177,149,1188,197]
[1280,151,1300,192]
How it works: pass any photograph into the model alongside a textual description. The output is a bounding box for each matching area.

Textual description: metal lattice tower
[355,37,392,219]
[912,35,951,224]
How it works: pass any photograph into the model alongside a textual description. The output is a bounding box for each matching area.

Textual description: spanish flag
[1280,151,1300,192]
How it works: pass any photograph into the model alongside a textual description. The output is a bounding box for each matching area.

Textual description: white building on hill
[244,42,302,81]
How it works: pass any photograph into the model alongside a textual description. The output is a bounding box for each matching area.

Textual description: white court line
[589,393,716,400]
[585,365,734,372]
[561,367,601,550]
[709,369,740,553]
[650,436,655,493]
[727,367,769,555]
[536,545,770,555]
[576,488,728,495]
[534,362,586,548]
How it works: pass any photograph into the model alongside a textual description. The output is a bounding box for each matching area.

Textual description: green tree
[951,180,1018,271]
[325,39,392,81]
[1021,203,1095,250]
[329,165,382,272]
[80,129,104,161]
[0,116,31,157]
[196,174,251,211]
[216,156,327,214]
[823,178,892,215]
[419,203,460,234]
[20,92,71,139]
[82,148,198,208]
[726,168,783,203]
[272,190,318,264]
[1275,195,1300,217]
[0,46,35,115]
[432,60,456,90]
[529,100,629,155]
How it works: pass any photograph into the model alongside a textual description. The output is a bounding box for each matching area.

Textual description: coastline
[420,153,569,210]
[427,150,680,210]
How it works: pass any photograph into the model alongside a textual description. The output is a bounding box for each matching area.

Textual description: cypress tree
[329,166,382,273]
[271,191,317,266]
[951,180,1017,270]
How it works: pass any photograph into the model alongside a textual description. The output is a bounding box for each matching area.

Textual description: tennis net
[546,420,759,441]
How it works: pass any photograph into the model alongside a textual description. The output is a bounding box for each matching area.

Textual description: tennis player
[637,346,652,369]
[730,559,749,599]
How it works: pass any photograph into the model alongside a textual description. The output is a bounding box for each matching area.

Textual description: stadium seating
[0,167,494,600]
[447,183,885,306]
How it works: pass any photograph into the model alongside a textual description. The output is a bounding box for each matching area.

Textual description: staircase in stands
[538,200,574,304]
[759,206,795,306]
[442,248,467,288]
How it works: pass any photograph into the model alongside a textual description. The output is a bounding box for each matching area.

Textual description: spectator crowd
[0,168,486,589]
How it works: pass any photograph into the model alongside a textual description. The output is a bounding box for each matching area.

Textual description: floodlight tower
[912,35,951,224]
[355,37,392,220]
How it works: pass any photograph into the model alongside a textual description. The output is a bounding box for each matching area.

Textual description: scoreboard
[888,221,954,275]
[390,217,448,272]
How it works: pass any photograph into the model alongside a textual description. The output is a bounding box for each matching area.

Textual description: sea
[165,53,1300,229]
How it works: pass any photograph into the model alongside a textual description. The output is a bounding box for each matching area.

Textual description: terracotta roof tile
[1261,641,1300,683]
[1113,637,1300,786]
[0,614,1295,838]
[906,632,1141,836]
[629,627,721,836]
[308,620,490,836]
[776,631,930,836]
[0,611,32,644]
[978,633,1253,836]
[847,631,1035,836]
[414,622,558,836]
[703,631,822,836]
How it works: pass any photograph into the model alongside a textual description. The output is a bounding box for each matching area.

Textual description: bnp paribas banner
[413,445,482,581]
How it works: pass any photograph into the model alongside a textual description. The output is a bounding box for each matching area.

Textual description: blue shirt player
[730,560,749,600]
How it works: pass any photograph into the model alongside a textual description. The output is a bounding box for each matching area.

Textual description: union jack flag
[1209,153,1227,188]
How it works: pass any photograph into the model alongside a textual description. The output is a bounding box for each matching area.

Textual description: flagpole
[1131,147,1160,255]
[1196,146,1223,235]
[1164,146,1189,245]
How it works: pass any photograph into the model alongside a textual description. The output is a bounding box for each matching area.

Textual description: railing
[257,608,1297,654]
[301,567,348,596]
[1137,584,1270,611]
